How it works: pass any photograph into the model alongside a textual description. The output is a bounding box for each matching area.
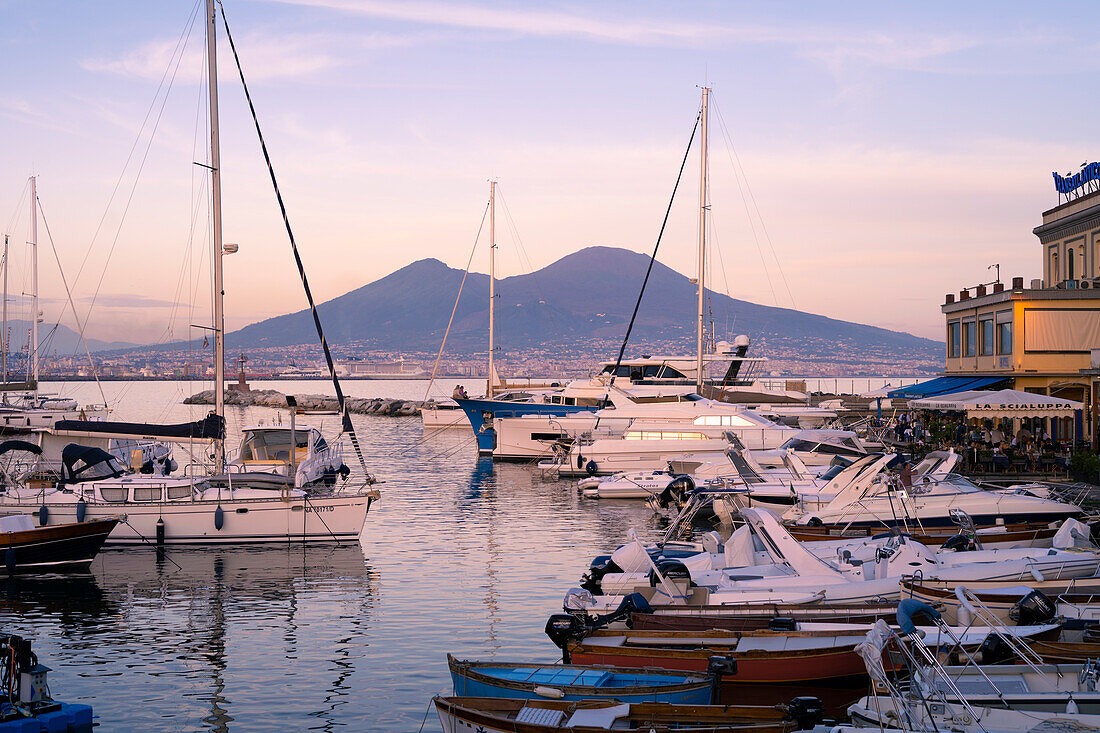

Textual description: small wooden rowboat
[434,696,805,733]
[564,624,1060,689]
[789,522,1058,549]
[446,654,713,704]
[630,603,898,632]
[902,578,1100,626]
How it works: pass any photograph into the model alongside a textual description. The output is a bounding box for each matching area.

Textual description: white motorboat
[788,467,1084,529]
[574,509,1100,610]
[539,406,795,478]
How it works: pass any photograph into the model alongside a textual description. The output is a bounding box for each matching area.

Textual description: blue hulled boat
[447,655,713,704]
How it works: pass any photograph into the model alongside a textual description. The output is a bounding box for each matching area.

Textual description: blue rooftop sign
[1054,162,1100,194]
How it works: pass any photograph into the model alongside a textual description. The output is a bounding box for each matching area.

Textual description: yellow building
[936,177,1100,445]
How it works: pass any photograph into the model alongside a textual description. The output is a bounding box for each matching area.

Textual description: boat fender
[974,633,1015,665]
[37,505,48,527]
[1009,589,1056,626]
[939,534,976,552]
[649,559,692,588]
[576,454,584,470]
[165,458,178,475]
[214,505,224,531]
[544,614,585,660]
[584,460,598,476]
[768,617,797,632]
[534,686,565,699]
[1067,699,1079,715]
[76,498,86,523]
[896,598,940,635]
[786,697,826,730]
[140,460,154,475]
[4,548,14,572]
[338,464,350,480]
[155,518,165,545]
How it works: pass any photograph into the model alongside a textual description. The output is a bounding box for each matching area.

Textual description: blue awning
[887,376,1007,399]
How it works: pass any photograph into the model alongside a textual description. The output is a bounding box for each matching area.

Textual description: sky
[2,1,1098,347]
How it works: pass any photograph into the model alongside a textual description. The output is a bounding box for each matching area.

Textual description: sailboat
[0,177,108,433]
[0,0,378,544]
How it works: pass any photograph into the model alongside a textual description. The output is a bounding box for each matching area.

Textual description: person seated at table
[991,444,1009,471]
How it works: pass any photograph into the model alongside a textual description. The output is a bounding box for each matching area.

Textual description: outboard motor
[706,655,738,703]
[563,587,596,613]
[588,593,651,631]
[654,475,695,510]
[974,633,1015,665]
[649,559,692,587]
[544,614,586,662]
[580,556,621,595]
[1009,589,1057,626]
[939,534,977,553]
[768,617,797,632]
[787,697,826,729]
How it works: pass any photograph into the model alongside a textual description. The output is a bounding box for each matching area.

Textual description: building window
[947,321,960,358]
[1068,248,1075,281]
[979,318,994,356]
[996,310,1013,355]
[1051,249,1059,284]
[962,320,976,357]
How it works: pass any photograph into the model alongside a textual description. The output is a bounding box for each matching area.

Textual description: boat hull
[447,657,712,704]
[0,495,373,544]
[0,517,118,572]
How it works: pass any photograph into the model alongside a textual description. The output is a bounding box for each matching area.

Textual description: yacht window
[693,415,754,427]
[133,486,163,502]
[167,485,192,500]
[780,438,818,452]
[239,430,309,462]
[817,462,851,481]
[815,443,858,456]
[99,487,127,503]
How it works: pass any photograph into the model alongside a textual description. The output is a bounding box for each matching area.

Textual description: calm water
[8,381,669,731]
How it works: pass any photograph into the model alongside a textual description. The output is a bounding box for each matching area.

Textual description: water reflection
[0,544,376,731]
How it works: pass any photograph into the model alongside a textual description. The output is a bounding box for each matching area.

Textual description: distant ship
[335,357,428,380]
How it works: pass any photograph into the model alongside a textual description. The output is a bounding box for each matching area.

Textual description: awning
[909,388,1083,419]
[887,376,1006,399]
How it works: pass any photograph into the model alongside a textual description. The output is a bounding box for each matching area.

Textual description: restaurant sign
[1054,162,1100,195]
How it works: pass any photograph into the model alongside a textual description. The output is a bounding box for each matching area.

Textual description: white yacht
[538,402,795,477]
[0,445,372,544]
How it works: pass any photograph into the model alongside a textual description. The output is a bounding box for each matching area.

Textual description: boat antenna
[594,106,700,424]
[217,2,373,482]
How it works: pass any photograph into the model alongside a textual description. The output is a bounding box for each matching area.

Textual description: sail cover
[53,413,225,441]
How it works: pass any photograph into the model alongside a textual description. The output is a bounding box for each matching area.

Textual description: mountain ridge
[220,246,940,359]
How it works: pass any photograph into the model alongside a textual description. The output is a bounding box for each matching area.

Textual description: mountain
[223,247,940,359]
[5,320,137,355]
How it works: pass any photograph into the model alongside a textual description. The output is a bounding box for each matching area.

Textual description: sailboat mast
[2,234,8,392]
[696,87,709,394]
[488,180,496,396]
[206,0,226,471]
[29,176,39,397]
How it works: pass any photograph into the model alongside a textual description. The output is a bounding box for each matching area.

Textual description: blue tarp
[888,376,1006,399]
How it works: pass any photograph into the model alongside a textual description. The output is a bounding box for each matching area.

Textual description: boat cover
[887,376,1005,399]
[53,413,225,441]
[61,444,124,483]
[0,439,41,456]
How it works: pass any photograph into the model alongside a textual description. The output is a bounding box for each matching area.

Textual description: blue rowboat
[447,654,713,704]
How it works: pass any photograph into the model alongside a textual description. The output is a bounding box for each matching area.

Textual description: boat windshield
[239,429,308,462]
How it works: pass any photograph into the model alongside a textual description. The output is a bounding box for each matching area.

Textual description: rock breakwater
[184,389,432,416]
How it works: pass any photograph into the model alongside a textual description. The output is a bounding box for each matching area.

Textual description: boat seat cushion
[515,706,565,725]
[565,704,630,728]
